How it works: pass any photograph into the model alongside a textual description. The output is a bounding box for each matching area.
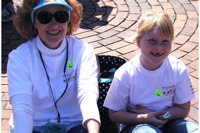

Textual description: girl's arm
[109,109,167,127]
[164,101,190,121]
[108,101,190,128]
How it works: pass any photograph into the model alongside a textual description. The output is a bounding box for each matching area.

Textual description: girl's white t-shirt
[104,54,195,111]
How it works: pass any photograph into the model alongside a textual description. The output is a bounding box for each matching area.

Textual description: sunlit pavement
[1,0,199,132]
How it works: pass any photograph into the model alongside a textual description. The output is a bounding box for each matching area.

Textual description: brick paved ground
[2,0,199,132]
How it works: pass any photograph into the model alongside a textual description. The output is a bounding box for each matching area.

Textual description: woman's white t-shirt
[8,36,100,132]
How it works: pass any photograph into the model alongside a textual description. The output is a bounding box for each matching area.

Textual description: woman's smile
[47,30,60,35]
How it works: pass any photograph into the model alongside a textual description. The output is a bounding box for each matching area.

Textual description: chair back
[96,55,126,133]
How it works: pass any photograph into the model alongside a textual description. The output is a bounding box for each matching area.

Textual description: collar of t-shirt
[136,54,167,77]
[36,35,67,56]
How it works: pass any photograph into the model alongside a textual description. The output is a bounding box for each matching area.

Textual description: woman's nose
[49,17,58,26]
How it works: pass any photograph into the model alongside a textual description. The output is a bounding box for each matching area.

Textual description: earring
[34,28,38,34]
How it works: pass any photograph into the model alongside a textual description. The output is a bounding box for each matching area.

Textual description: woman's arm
[10,94,33,133]
[14,111,33,133]
[84,119,100,133]
[76,43,101,131]
[8,49,34,133]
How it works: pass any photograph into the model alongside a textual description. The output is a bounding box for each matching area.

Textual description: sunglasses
[36,11,69,24]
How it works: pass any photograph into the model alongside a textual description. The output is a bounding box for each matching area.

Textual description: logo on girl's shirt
[162,85,175,96]
[155,89,162,97]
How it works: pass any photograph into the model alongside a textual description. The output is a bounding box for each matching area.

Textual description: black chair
[96,55,126,133]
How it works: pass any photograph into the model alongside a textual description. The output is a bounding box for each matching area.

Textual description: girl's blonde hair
[133,11,174,42]
[13,0,83,40]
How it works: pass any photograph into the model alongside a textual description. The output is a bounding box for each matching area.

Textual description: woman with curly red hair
[8,0,100,132]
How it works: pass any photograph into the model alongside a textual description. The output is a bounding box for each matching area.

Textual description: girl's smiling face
[137,27,172,70]
[35,5,68,49]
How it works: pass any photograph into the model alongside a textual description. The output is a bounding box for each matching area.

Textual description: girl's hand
[128,105,152,114]
[140,111,168,127]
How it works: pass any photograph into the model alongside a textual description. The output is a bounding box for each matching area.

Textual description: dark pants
[100,123,119,133]
[33,125,87,133]
[67,125,87,133]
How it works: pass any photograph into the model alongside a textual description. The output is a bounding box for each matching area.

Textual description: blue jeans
[120,119,199,133]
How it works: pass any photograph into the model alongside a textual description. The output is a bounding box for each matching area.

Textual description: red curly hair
[13,0,83,40]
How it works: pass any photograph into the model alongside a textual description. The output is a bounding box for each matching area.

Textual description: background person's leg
[2,0,14,22]
[5,0,14,14]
